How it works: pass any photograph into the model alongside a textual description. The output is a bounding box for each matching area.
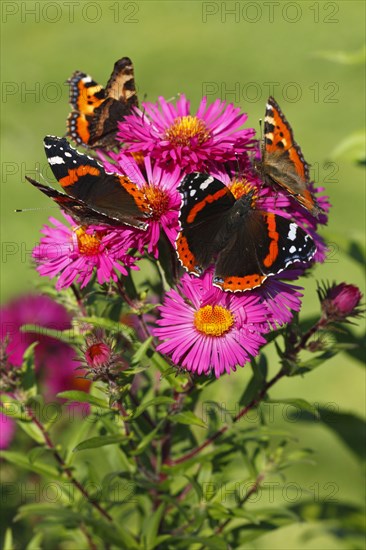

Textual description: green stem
[167,367,287,466]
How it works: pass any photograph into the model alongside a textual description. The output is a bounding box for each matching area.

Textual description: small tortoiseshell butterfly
[66,57,138,149]
[257,96,322,218]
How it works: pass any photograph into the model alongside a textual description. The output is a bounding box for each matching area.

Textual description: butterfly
[25,136,149,229]
[255,96,322,217]
[66,57,138,149]
[176,173,316,292]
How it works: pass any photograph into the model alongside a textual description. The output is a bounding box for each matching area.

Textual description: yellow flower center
[75,227,103,256]
[164,116,211,147]
[143,185,170,220]
[228,178,258,207]
[194,305,234,337]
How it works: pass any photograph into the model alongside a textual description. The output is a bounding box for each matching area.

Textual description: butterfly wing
[89,57,139,148]
[214,211,316,291]
[263,97,321,216]
[40,136,149,229]
[66,71,106,147]
[176,173,236,274]
[25,176,136,227]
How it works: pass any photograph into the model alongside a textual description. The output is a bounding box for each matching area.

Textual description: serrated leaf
[73,434,130,452]
[169,410,207,428]
[0,451,61,479]
[129,396,174,420]
[267,398,320,419]
[57,391,109,409]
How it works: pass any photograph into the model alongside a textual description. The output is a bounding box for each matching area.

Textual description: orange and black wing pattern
[66,57,138,150]
[29,136,150,229]
[262,97,322,217]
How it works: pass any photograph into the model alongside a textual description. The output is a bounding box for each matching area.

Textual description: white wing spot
[190,189,196,197]
[200,176,214,191]
[288,223,297,241]
[48,156,65,165]
[289,245,296,254]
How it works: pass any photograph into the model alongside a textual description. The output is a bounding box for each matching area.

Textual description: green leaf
[80,315,136,342]
[0,395,27,420]
[20,324,82,346]
[169,410,207,428]
[57,390,109,409]
[3,529,13,550]
[267,398,320,419]
[17,419,45,443]
[0,451,61,479]
[20,342,38,393]
[132,420,164,455]
[142,503,165,550]
[132,336,154,365]
[296,408,366,461]
[26,531,43,550]
[88,518,139,549]
[150,352,187,390]
[168,535,227,549]
[16,503,79,526]
[129,396,174,420]
[73,434,130,452]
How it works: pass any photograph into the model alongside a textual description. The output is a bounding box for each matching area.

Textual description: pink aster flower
[100,152,182,256]
[33,213,139,290]
[117,94,255,171]
[153,270,269,378]
[253,275,304,328]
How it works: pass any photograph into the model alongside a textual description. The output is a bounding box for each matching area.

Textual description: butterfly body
[256,96,322,217]
[26,136,149,230]
[176,173,316,292]
[67,57,138,149]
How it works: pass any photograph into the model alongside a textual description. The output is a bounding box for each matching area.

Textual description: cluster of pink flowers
[31,93,332,378]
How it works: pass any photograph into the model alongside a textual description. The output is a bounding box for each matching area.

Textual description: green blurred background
[1,1,365,548]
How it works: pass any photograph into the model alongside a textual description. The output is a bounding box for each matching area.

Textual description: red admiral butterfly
[176,173,316,292]
[66,57,138,149]
[25,136,149,229]
[256,96,322,217]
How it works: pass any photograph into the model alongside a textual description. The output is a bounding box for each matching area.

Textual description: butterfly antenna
[15,206,59,213]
